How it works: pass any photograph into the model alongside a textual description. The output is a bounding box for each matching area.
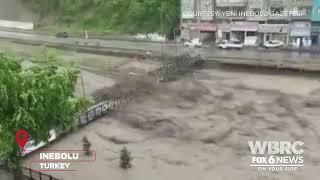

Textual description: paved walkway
[0,169,13,180]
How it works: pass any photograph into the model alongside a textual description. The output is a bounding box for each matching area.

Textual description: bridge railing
[21,167,61,180]
[78,94,132,126]
[0,20,33,30]
[149,54,201,81]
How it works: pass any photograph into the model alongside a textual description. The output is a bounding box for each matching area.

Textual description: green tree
[23,0,180,34]
[119,147,133,169]
[0,53,89,177]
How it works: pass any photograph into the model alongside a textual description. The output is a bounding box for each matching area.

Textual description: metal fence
[21,167,60,180]
[149,54,201,81]
[0,165,60,180]
[78,95,132,125]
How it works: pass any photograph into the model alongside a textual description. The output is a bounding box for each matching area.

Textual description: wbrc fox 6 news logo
[248,141,304,172]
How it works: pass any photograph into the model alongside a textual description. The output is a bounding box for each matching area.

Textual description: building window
[220,7,230,12]
[252,8,261,14]
[247,32,257,36]
[270,7,284,13]
[299,7,311,16]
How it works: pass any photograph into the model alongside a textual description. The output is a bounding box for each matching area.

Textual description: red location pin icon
[16,130,30,149]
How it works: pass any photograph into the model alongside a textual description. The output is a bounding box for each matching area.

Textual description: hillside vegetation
[22,0,180,35]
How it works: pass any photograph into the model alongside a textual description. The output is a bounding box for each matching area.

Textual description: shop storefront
[181,23,217,42]
[230,21,259,46]
[216,24,231,43]
[311,0,320,46]
[258,24,289,45]
[290,21,311,48]
[311,23,320,46]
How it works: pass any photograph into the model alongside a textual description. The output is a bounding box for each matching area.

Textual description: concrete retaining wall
[0,19,33,30]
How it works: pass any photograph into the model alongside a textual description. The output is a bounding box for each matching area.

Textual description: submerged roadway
[0,29,320,63]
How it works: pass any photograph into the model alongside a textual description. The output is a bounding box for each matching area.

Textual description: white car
[217,40,244,49]
[263,40,284,48]
[184,38,202,48]
[21,129,57,156]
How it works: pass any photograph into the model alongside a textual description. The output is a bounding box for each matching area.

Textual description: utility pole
[174,28,179,56]
[287,0,293,45]
[160,2,166,81]
[80,71,86,98]
[213,0,216,21]
[160,3,164,61]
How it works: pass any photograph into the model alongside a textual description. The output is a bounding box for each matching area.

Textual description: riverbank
[21,68,320,180]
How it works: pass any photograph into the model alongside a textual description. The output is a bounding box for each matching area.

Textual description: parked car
[263,40,284,48]
[55,32,69,38]
[21,129,57,156]
[184,38,202,48]
[217,40,244,49]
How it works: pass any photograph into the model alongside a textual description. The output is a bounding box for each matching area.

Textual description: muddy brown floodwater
[22,67,320,180]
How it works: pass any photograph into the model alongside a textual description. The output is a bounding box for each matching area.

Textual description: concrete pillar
[245,31,248,44]
[195,0,200,39]
[85,30,88,39]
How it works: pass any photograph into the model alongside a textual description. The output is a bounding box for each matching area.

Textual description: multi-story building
[180,0,195,40]
[248,0,292,45]
[247,0,269,22]
[180,0,217,41]
[215,0,256,45]
[311,0,320,46]
[179,0,314,47]
[289,0,312,47]
[268,0,291,22]
[252,0,290,45]
[215,0,247,22]
[215,0,291,45]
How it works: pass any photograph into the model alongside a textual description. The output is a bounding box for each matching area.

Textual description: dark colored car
[55,32,69,38]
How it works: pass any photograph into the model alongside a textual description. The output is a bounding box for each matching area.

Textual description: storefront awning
[290,29,311,37]
[230,22,258,32]
[258,24,289,33]
[217,24,231,32]
[290,21,311,37]
[182,23,217,32]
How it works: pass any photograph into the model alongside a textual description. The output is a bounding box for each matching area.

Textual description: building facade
[289,0,312,47]
[180,0,319,47]
[311,0,320,45]
[180,0,217,41]
[255,0,290,45]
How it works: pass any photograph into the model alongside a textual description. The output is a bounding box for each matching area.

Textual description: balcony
[258,24,290,33]
[215,6,247,20]
[291,14,311,20]
[246,16,268,21]
[247,0,263,7]
[215,14,246,20]
[269,0,286,7]
[215,0,247,7]
[292,0,312,7]
[291,7,311,20]
[268,15,289,20]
